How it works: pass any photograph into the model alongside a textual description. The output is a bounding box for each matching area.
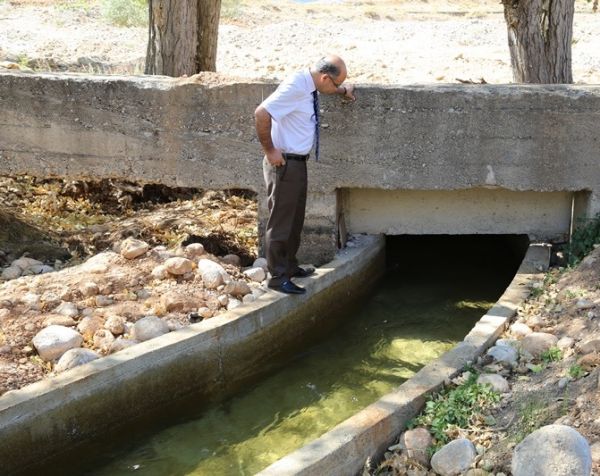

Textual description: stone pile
[1,238,273,380]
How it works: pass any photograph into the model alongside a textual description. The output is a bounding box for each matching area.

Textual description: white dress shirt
[261,69,316,155]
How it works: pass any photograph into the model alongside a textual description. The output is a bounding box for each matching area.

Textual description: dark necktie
[312,90,320,161]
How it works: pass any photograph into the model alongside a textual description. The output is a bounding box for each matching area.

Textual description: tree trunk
[145,0,221,77]
[502,0,574,83]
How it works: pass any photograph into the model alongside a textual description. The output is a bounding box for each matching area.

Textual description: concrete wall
[1,72,600,261]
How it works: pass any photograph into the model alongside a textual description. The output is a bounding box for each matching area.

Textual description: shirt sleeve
[261,75,303,122]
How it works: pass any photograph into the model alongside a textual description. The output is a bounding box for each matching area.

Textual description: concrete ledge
[258,243,548,476]
[0,235,385,476]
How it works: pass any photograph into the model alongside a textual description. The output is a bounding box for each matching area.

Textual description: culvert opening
[46,235,531,476]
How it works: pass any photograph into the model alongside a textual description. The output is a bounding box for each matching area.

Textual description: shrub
[101,0,148,27]
[566,213,600,266]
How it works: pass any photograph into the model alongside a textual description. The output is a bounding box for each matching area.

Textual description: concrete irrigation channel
[0,235,548,475]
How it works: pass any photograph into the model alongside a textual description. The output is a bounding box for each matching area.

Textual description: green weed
[567,213,600,266]
[541,347,562,364]
[568,364,585,379]
[410,372,500,449]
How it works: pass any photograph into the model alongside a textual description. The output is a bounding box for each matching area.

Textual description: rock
[22,293,41,310]
[197,307,213,319]
[487,345,519,366]
[197,259,228,289]
[165,318,184,331]
[185,243,205,258]
[512,425,592,476]
[93,329,115,352]
[221,254,241,267]
[224,280,252,297]
[151,264,169,280]
[399,427,433,466]
[43,314,76,327]
[464,470,490,476]
[40,292,61,310]
[161,291,197,312]
[12,257,43,270]
[510,322,533,338]
[217,294,229,307]
[55,348,100,372]
[253,257,268,270]
[120,238,150,259]
[135,288,151,300]
[105,315,126,335]
[80,252,120,274]
[55,301,79,318]
[577,352,600,371]
[28,264,54,274]
[496,338,518,348]
[431,438,477,476]
[477,373,510,393]
[558,377,570,389]
[1,266,21,280]
[132,316,169,342]
[33,325,84,361]
[578,339,600,355]
[244,267,266,282]
[522,332,558,358]
[77,316,104,340]
[557,336,575,351]
[576,299,595,310]
[164,257,194,275]
[109,338,139,353]
[227,298,242,311]
[95,295,114,307]
[79,281,99,297]
[242,294,256,304]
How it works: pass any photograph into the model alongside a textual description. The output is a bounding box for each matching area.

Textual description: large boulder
[33,325,84,361]
[522,332,558,358]
[399,427,433,466]
[431,438,477,476]
[197,259,228,289]
[132,316,169,342]
[55,348,100,372]
[120,238,150,260]
[512,425,592,476]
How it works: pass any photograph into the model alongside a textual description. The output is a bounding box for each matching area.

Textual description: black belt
[283,153,309,161]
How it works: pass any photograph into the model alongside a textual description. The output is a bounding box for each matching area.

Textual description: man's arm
[254,105,285,166]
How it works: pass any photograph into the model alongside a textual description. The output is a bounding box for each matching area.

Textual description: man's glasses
[326,74,343,88]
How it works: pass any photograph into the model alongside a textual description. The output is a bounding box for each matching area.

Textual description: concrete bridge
[1,72,599,264]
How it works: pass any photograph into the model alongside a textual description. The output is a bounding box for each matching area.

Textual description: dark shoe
[269,280,306,294]
[292,266,315,278]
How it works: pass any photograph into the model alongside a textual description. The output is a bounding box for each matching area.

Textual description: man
[255,55,356,294]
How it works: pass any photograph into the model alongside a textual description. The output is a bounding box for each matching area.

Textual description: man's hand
[265,148,285,167]
[342,84,356,101]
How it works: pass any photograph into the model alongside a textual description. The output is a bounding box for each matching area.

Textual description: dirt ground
[1,1,600,474]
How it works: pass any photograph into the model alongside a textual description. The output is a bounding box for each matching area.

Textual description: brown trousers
[263,157,308,286]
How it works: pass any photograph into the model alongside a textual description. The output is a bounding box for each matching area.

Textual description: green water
[82,236,525,476]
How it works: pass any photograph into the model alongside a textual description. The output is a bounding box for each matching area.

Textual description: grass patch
[221,0,242,19]
[100,0,147,27]
[409,371,500,450]
[540,347,562,364]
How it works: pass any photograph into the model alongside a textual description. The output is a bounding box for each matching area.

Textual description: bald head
[314,55,347,81]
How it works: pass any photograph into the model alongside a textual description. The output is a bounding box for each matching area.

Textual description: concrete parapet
[2,72,600,259]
